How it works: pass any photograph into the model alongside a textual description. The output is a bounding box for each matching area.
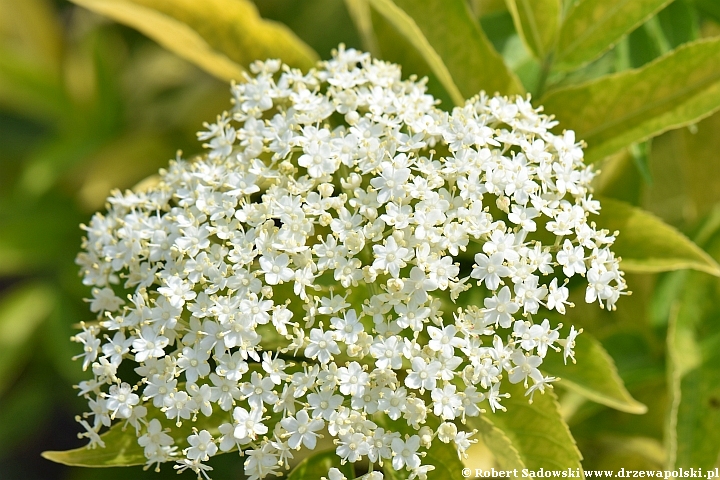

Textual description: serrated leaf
[505,0,560,60]
[484,383,584,472]
[469,415,526,469]
[542,37,720,163]
[287,449,355,480]
[666,226,720,469]
[593,197,720,275]
[369,0,523,106]
[555,0,673,71]
[0,283,55,395]
[541,333,647,414]
[69,0,318,82]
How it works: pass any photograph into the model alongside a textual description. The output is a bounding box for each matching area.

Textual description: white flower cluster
[73,47,626,479]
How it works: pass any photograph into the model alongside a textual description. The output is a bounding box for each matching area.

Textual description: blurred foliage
[2,0,720,478]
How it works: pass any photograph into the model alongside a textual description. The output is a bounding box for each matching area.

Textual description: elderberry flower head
[73,45,626,479]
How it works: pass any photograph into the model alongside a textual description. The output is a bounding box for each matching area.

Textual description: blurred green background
[3,0,720,478]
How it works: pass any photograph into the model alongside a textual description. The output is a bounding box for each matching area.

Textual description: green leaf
[43,421,150,466]
[666,273,720,468]
[505,0,561,60]
[541,333,647,414]
[483,383,584,471]
[644,111,720,228]
[43,364,282,467]
[593,197,720,275]
[344,0,379,56]
[374,414,465,480]
[0,283,55,396]
[541,37,720,162]
[470,415,526,469]
[287,449,355,480]
[657,0,699,50]
[555,0,673,71]
[69,0,318,82]
[42,405,230,467]
[369,0,523,106]
[0,47,69,120]
[693,0,720,24]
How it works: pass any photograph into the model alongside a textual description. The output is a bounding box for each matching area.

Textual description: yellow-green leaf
[287,450,354,480]
[644,111,720,228]
[541,333,647,414]
[505,0,560,60]
[484,383,584,472]
[344,0,379,56]
[43,366,280,466]
[470,415,526,469]
[368,0,463,106]
[369,0,523,106]
[0,283,55,395]
[542,37,720,163]
[69,0,318,82]
[42,398,238,467]
[666,273,720,468]
[555,0,672,71]
[594,197,720,275]
[374,414,465,480]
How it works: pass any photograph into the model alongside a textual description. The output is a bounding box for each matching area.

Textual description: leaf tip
[41,450,63,464]
[626,401,649,415]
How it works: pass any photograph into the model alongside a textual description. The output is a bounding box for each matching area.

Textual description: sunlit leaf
[594,197,720,275]
[42,404,228,467]
[542,333,647,414]
[374,414,465,480]
[542,37,720,162]
[644,111,720,228]
[369,0,523,106]
[344,0,379,56]
[287,450,355,480]
[0,283,55,395]
[667,279,720,468]
[367,0,463,106]
[470,415,526,469]
[505,0,560,60]
[69,0,318,82]
[368,6,454,107]
[43,364,280,467]
[555,0,672,71]
[575,436,665,470]
[0,0,63,71]
[0,48,68,119]
[483,383,583,471]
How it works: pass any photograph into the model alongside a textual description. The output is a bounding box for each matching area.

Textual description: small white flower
[259,253,294,285]
[305,328,341,365]
[104,382,139,419]
[232,406,268,443]
[185,430,217,462]
[390,435,421,470]
[471,252,511,290]
[132,327,169,363]
[280,409,325,449]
